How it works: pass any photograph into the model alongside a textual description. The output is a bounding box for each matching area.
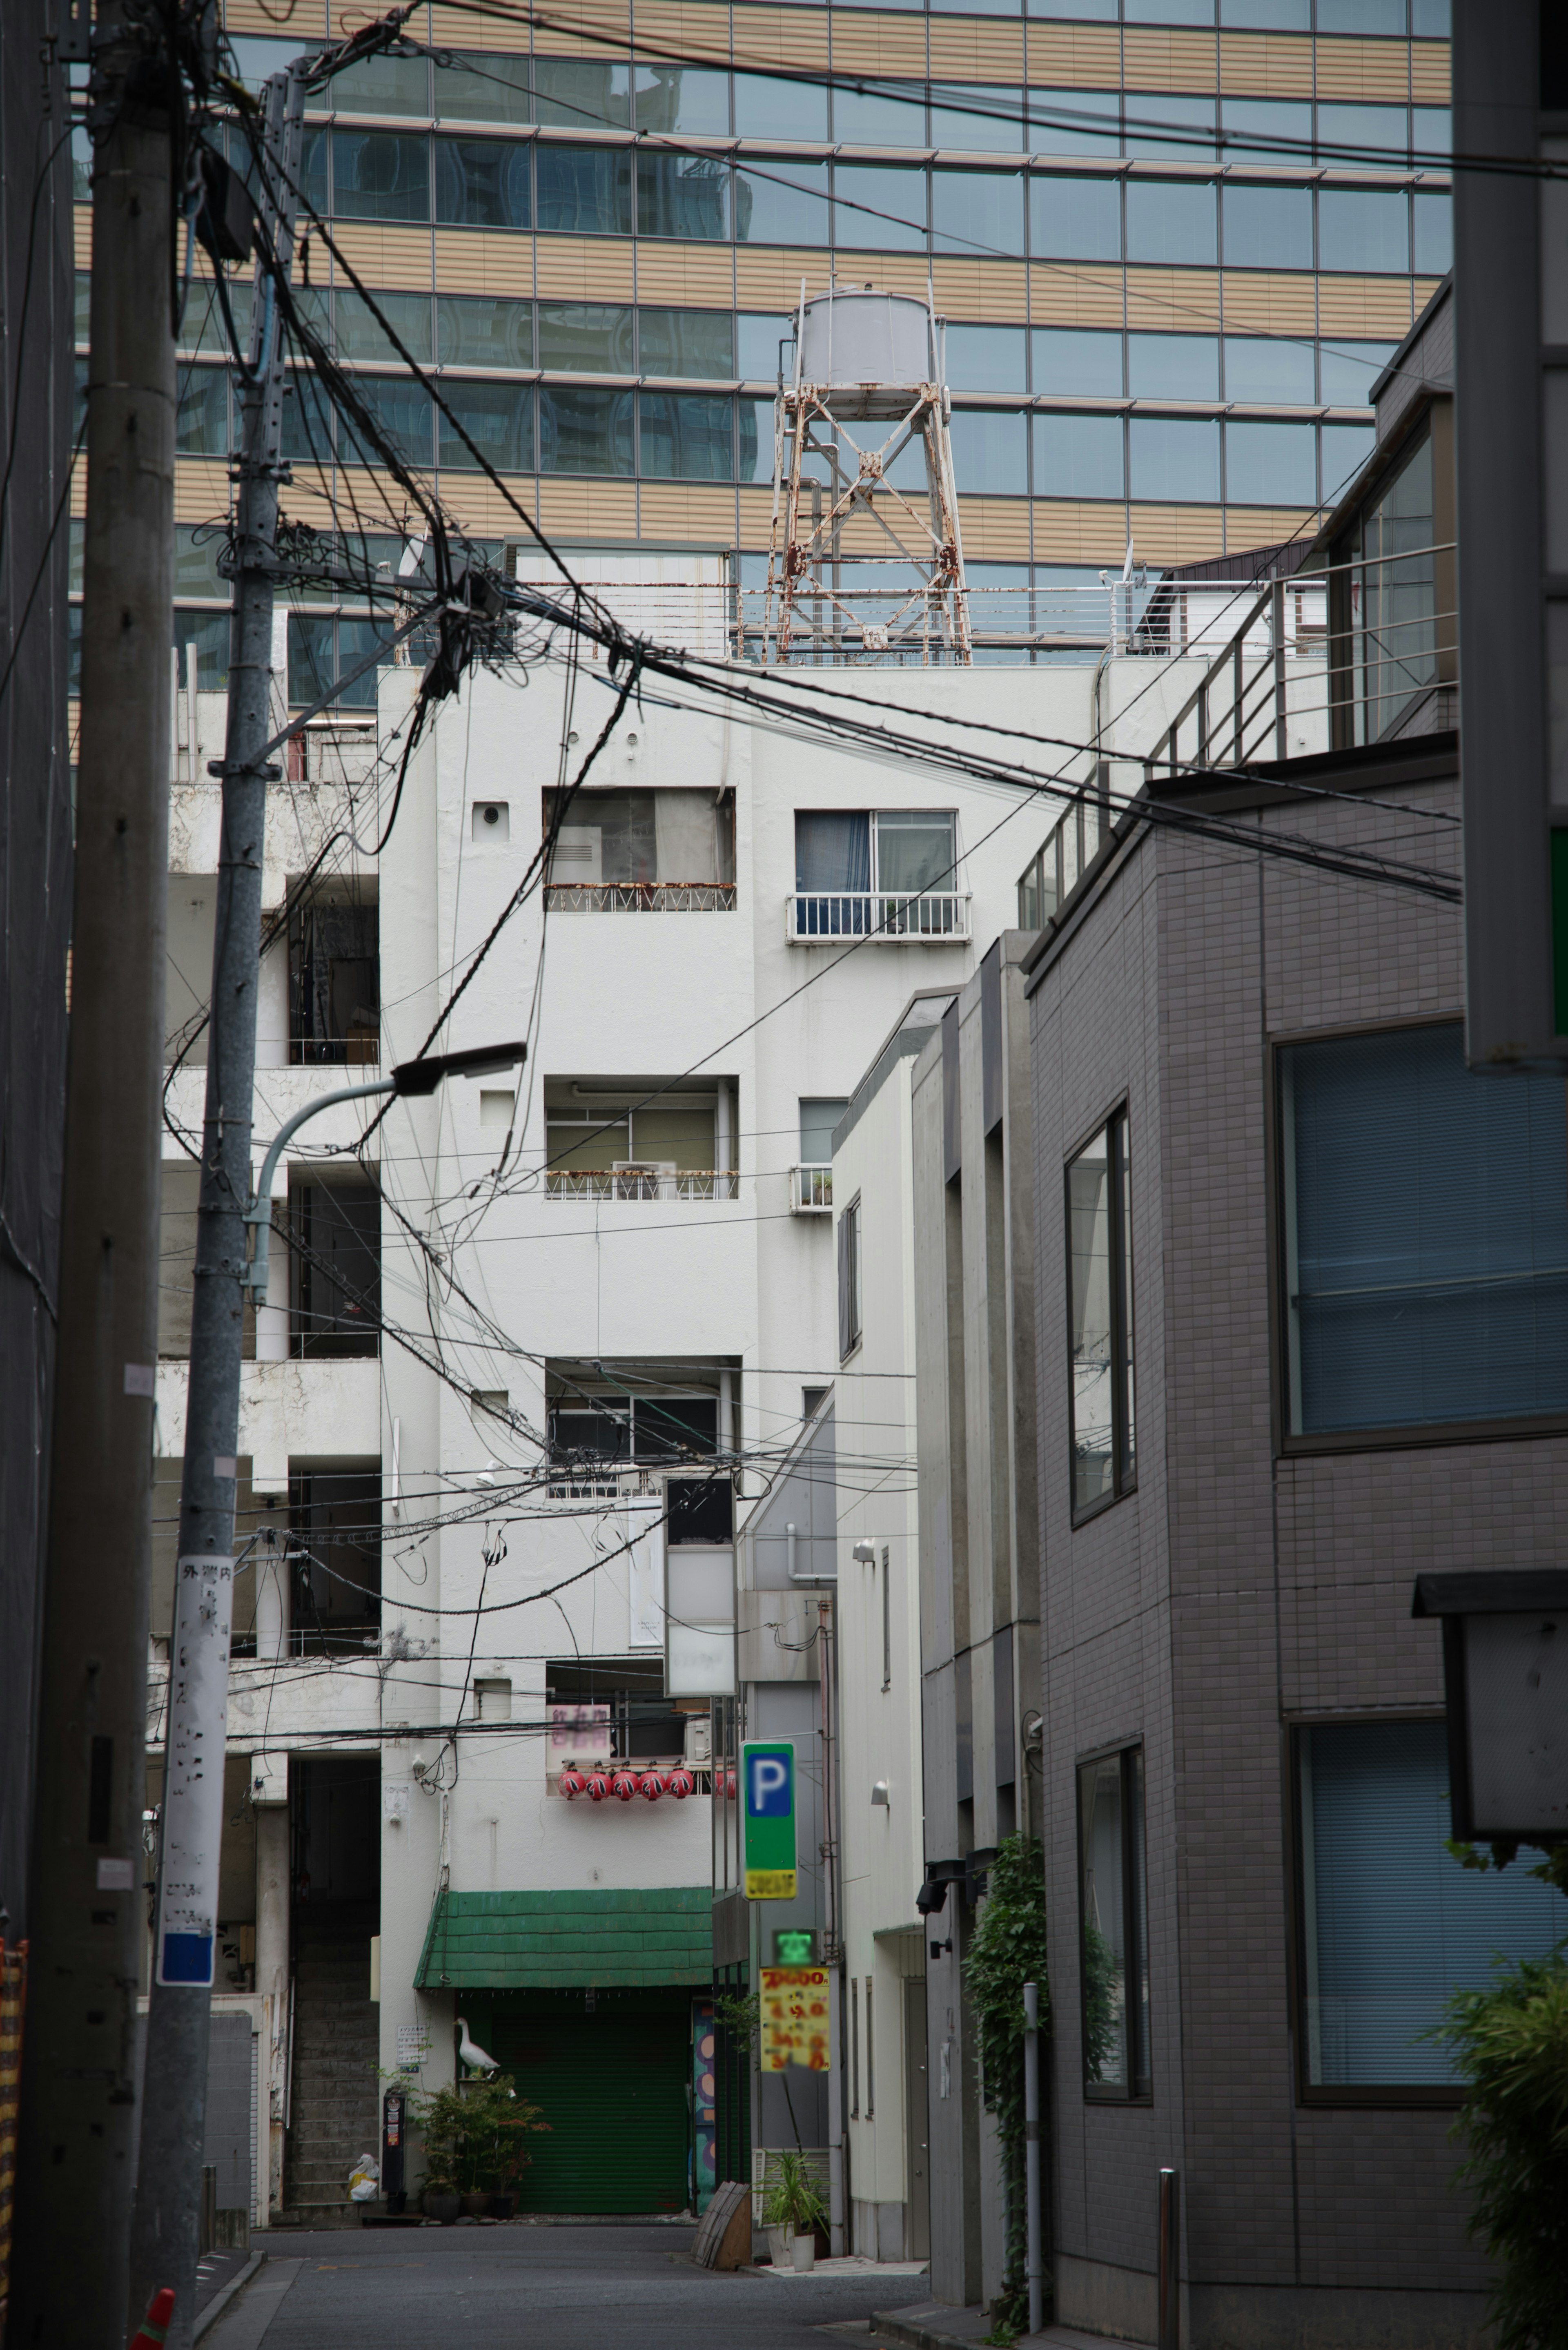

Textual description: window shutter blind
[1287,1024,1568,1431]
[1302,1721,1568,2085]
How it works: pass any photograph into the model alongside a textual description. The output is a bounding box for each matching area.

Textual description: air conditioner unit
[684,1715,713,1766]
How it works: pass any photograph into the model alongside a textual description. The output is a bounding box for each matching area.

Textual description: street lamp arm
[243,1076,395,1308]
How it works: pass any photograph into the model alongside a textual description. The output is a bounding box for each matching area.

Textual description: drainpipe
[718,1369,734,1460]
[715,1078,732,1199]
[819,1594,845,2254]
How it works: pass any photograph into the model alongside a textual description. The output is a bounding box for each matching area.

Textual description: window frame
[1065,1103,1136,1524]
[1286,1712,1477,2111]
[1075,1740,1151,2106]
[1267,1014,1568,1458]
[838,1192,863,1362]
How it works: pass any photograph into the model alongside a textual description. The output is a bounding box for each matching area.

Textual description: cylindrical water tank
[799,288,934,396]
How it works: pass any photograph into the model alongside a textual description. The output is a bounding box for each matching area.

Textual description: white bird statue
[455,2017,499,2077]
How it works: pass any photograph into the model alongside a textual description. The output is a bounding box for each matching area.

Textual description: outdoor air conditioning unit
[684,1715,712,1766]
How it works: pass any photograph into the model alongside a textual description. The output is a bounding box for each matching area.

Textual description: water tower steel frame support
[764,281,973,666]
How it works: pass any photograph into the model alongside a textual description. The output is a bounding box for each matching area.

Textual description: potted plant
[760,2149,829,2272]
[410,2075,548,2221]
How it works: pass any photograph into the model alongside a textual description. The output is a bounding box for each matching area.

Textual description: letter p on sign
[742,1741,797,1899]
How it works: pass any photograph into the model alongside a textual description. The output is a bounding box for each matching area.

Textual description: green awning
[414,1886,713,1991]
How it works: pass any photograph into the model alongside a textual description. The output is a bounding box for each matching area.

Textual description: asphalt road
[203,2225,925,2350]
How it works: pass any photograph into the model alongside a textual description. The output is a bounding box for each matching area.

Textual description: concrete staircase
[279,1913,380,2227]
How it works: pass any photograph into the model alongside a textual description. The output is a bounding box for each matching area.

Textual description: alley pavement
[201,2224,927,2350]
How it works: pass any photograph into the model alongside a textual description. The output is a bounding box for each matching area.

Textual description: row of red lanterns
[557,1767,737,1803]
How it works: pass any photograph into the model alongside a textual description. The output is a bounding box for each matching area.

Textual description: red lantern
[610,1770,637,1802]
[638,1770,664,1802]
[586,1771,610,1803]
[559,1769,584,1799]
[666,1768,694,1801]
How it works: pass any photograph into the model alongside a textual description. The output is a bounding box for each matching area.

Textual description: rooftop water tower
[763,281,972,665]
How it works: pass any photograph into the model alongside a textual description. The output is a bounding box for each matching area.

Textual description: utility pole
[7,0,176,2341]
[129,62,305,2349]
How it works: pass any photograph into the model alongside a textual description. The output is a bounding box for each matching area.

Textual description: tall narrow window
[838,1195,862,1360]
[851,1977,861,2118]
[1067,1109,1134,1516]
[1078,1746,1150,2100]
[865,1978,875,2117]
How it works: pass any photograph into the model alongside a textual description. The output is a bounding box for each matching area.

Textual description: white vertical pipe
[718,1368,733,1458]
[715,1078,732,1196]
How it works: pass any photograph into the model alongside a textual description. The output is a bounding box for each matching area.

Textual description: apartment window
[1032,412,1124,499]
[1281,1024,1568,1439]
[1078,1746,1150,2101]
[1067,1108,1134,1516]
[290,1177,380,1358]
[543,787,735,906]
[289,893,378,1066]
[851,1978,861,2118]
[797,1098,846,1213]
[289,1467,381,1655]
[793,809,959,936]
[1296,1721,1568,2094]
[838,1194,862,1360]
[332,129,429,223]
[547,1379,719,1467]
[535,145,633,236]
[542,1080,728,1199]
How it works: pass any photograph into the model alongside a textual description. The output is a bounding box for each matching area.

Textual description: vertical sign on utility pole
[1454,0,1568,1067]
[742,1742,797,1899]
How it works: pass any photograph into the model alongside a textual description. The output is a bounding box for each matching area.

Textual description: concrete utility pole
[7,2,176,2341]
[129,63,305,2349]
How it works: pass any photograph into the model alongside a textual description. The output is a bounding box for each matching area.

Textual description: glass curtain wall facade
[74,1,1450,689]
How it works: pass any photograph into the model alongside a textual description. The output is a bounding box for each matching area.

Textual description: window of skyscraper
[1125,179,1216,266]
[1028,173,1121,261]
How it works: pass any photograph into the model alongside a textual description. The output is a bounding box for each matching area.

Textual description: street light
[242,1040,526,1306]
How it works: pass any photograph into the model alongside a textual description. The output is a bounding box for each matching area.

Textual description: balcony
[545,1167,739,1202]
[791,1165,832,1214]
[786,890,971,943]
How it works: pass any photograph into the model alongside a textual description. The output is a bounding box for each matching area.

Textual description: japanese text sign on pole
[742,1741,796,1899]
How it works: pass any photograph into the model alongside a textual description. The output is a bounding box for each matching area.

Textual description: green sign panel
[742,1741,797,1900]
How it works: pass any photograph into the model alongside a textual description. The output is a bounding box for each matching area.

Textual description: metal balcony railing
[544,883,737,913]
[544,1168,739,1202]
[786,890,971,943]
[791,1165,833,1213]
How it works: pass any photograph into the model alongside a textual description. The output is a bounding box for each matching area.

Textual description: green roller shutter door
[488,1999,691,2214]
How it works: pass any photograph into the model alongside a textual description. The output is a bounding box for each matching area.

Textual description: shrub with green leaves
[964,1833,1050,2341]
[408,2074,548,2195]
[1433,1950,1568,2350]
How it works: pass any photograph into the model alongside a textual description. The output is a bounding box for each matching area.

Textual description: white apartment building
[149,556,1327,2228]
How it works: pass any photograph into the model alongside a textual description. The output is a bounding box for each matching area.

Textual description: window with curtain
[793,810,956,931]
[1282,1024,1568,1436]
[1078,1746,1150,2099]
[1297,1720,1568,2090]
[1068,1108,1134,1515]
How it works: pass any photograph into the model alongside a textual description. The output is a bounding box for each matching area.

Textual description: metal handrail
[786,888,971,942]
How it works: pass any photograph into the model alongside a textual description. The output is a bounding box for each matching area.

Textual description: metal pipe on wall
[1158,2167,1180,2350]
[1023,1982,1042,2335]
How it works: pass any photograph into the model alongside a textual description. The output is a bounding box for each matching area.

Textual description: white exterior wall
[152,577,1252,2189]
[832,1048,928,2258]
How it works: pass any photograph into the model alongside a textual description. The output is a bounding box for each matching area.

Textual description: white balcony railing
[544,1168,739,1202]
[791,1165,833,1214]
[786,890,971,943]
